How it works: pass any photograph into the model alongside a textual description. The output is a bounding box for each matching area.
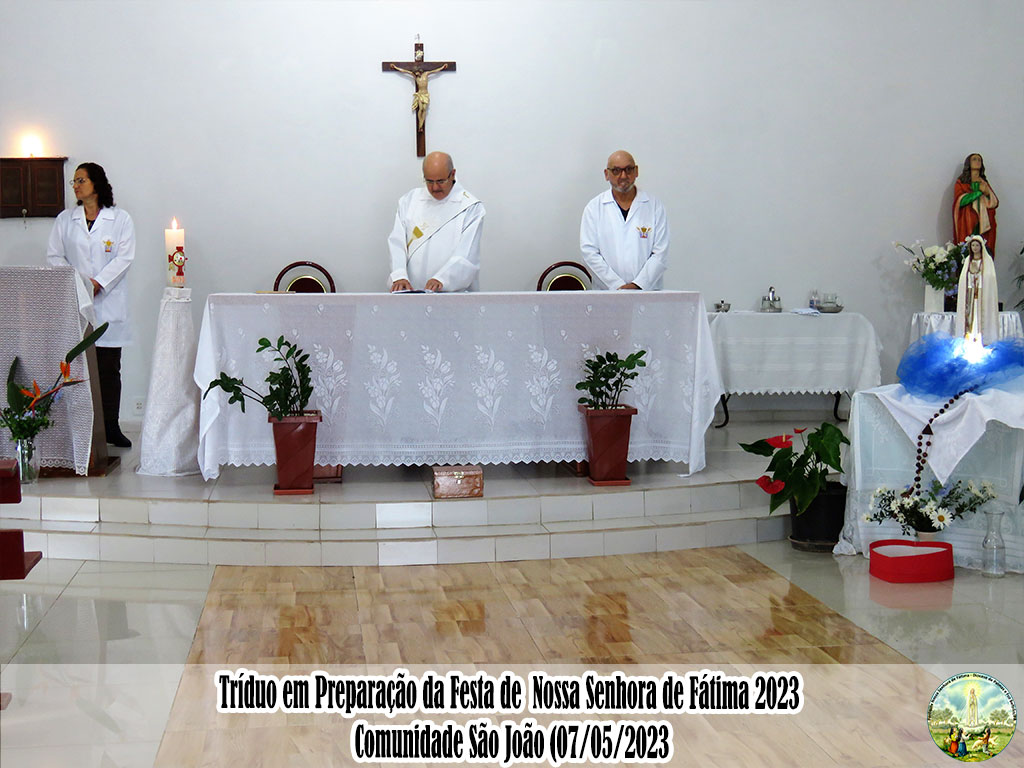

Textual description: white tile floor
[0,559,213,767]
[3,417,1023,766]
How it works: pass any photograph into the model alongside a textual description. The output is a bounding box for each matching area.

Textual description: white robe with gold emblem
[387,182,484,291]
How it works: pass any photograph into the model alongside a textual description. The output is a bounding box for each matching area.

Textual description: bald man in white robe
[388,152,485,292]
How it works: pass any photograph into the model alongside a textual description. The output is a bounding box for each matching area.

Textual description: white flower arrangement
[894,240,968,293]
[867,479,995,536]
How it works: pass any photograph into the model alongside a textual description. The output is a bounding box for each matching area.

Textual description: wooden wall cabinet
[0,157,67,219]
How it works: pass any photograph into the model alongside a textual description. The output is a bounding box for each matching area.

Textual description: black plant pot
[788,481,847,553]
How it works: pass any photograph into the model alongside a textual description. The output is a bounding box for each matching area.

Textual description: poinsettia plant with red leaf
[740,422,849,514]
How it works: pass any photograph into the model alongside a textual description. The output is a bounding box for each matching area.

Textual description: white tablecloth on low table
[708,310,882,395]
[910,311,1023,344]
[870,381,1024,484]
[0,266,94,474]
[835,387,1024,572]
[138,288,201,476]
[195,291,723,479]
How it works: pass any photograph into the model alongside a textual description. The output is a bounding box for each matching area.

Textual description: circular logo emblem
[927,672,1016,761]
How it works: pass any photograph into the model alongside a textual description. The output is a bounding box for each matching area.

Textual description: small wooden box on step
[432,465,483,499]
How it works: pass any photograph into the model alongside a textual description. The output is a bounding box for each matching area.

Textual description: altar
[195,291,723,479]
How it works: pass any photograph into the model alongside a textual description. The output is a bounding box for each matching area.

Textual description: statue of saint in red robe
[953,153,998,256]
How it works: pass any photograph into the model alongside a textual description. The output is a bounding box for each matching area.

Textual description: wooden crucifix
[382,39,456,157]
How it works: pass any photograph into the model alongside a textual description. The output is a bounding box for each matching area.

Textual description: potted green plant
[204,336,321,495]
[740,422,850,551]
[575,349,646,486]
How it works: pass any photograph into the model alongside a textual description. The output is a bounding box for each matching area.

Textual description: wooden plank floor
[183,546,907,666]
[157,546,933,766]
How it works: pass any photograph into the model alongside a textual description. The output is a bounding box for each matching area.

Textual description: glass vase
[14,436,39,484]
[981,508,1006,578]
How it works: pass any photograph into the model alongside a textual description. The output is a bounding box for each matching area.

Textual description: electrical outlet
[133,398,146,416]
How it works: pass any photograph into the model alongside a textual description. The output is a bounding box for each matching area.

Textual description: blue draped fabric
[897,332,1024,397]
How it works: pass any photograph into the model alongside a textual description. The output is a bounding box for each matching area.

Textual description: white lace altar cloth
[0,266,95,474]
[708,311,882,395]
[195,291,723,479]
[138,288,201,476]
[834,388,1024,573]
[910,311,1023,344]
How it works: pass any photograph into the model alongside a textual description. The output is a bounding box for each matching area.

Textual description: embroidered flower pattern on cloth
[471,346,508,429]
[631,344,663,428]
[419,347,454,431]
[525,345,560,427]
[311,344,348,425]
[365,345,400,430]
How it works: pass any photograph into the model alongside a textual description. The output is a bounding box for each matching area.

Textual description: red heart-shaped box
[869,539,954,583]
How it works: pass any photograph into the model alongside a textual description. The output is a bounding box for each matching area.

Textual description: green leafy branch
[204,336,313,421]
[575,350,647,409]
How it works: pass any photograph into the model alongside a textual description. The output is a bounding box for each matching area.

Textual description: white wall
[2,0,1023,417]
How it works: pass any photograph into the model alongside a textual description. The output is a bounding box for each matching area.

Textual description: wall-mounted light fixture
[19,134,44,158]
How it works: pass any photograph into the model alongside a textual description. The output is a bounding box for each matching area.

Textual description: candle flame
[171,218,178,230]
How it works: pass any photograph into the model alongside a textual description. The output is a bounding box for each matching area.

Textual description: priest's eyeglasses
[424,172,454,185]
[607,166,637,176]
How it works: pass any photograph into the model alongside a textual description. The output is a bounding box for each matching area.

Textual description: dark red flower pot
[578,404,637,486]
[268,411,322,495]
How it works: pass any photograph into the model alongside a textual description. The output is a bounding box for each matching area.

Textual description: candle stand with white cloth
[138,287,201,476]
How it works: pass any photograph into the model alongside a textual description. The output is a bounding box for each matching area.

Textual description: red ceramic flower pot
[578,404,637,486]
[268,411,322,495]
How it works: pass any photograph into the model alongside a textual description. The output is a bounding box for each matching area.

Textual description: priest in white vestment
[388,151,485,292]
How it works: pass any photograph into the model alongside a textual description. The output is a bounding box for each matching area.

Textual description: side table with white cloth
[194,291,724,480]
[835,384,1024,572]
[138,287,201,476]
[910,311,1023,345]
[0,266,97,475]
[708,310,882,425]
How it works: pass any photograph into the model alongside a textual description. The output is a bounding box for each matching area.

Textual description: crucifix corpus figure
[382,39,456,157]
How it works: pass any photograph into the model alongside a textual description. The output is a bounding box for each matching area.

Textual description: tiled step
[0,479,789,565]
